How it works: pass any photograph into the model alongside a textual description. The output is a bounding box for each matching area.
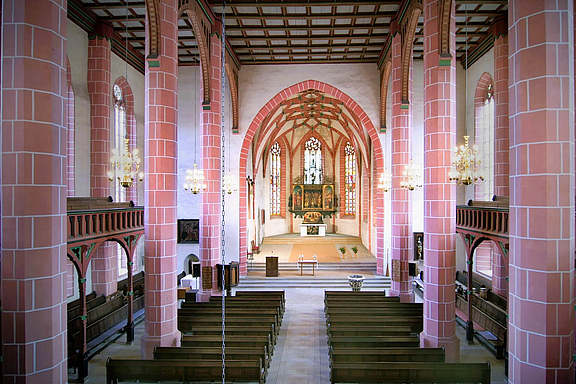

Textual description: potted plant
[351,246,358,259]
[338,246,346,259]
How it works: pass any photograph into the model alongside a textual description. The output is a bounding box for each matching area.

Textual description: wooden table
[297,260,318,276]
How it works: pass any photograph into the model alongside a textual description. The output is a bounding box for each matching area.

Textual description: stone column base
[420,333,460,362]
[141,329,181,359]
[388,288,414,303]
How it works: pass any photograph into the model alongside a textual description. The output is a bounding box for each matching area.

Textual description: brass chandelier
[108,138,143,188]
[184,163,206,194]
[448,135,484,186]
[449,1,484,187]
[223,171,237,195]
[378,170,392,192]
[400,160,422,191]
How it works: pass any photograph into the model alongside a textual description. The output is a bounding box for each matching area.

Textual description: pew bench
[183,300,284,318]
[181,334,273,358]
[328,335,421,349]
[326,315,424,333]
[325,306,423,317]
[179,307,281,325]
[329,347,446,364]
[178,313,280,334]
[215,295,285,314]
[326,324,412,337]
[154,346,270,374]
[106,358,265,384]
[183,324,277,344]
[330,361,491,384]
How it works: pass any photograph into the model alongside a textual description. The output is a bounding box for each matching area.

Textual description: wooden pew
[328,335,421,349]
[330,361,491,384]
[183,324,277,344]
[324,301,409,309]
[326,314,423,333]
[183,299,284,317]
[325,290,388,297]
[67,291,97,312]
[67,295,106,320]
[181,334,274,358]
[325,305,423,317]
[106,358,265,384]
[326,324,412,337]
[178,315,280,336]
[329,347,446,364]
[179,306,281,325]
[208,296,285,316]
[154,346,270,372]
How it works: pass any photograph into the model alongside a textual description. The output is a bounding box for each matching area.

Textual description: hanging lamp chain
[220,0,227,383]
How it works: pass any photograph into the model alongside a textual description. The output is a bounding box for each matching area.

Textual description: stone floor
[76,287,507,384]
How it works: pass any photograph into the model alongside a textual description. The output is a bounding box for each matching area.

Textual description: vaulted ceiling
[70,0,508,71]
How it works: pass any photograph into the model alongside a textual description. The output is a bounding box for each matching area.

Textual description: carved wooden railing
[67,207,144,246]
[456,205,509,240]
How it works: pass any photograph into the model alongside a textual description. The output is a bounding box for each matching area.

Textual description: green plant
[339,246,347,254]
[351,246,358,254]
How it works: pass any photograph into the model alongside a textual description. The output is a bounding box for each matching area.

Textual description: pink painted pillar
[491,33,510,296]
[390,34,414,302]
[1,0,68,381]
[420,0,459,362]
[508,1,574,382]
[88,21,117,297]
[141,0,180,358]
[199,33,223,300]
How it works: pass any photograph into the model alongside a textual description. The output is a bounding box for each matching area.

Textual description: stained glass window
[344,142,356,214]
[270,142,281,215]
[304,137,322,184]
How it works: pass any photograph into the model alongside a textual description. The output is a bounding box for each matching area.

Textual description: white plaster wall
[176,67,238,273]
[68,21,91,198]
[454,48,495,274]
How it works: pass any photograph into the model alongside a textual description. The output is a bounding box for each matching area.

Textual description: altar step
[261,235,362,244]
[247,261,377,272]
[238,276,391,289]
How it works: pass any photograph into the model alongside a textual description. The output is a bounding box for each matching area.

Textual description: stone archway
[237,80,385,276]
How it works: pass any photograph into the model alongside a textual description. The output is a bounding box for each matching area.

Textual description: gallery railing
[67,207,144,246]
[456,205,509,240]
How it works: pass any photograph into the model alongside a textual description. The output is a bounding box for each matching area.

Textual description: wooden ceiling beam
[228,34,385,41]
[84,2,146,10]
[210,1,395,6]
[224,12,395,20]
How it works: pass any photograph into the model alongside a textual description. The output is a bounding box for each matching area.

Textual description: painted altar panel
[291,184,335,211]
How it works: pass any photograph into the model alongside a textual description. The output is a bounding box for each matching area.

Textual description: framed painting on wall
[178,219,200,244]
[413,232,424,261]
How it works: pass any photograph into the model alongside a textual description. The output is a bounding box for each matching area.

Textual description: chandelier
[400,160,422,191]
[184,163,206,194]
[378,170,392,192]
[448,135,484,186]
[223,171,237,195]
[108,138,143,188]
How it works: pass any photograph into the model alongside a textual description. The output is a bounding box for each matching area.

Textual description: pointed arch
[400,5,422,105]
[179,2,212,105]
[380,57,392,131]
[438,0,455,59]
[238,80,385,276]
[145,0,161,59]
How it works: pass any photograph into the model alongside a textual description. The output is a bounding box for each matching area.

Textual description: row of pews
[67,272,145,371]
[325,291,492,384]
[106,290,286,384]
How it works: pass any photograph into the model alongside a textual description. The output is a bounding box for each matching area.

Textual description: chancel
[2,0,574,383]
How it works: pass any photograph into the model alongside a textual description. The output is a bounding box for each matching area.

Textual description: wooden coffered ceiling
[69,0,508,70]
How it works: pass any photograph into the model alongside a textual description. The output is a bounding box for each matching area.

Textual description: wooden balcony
[456,205,508,241]
[68,207,144,246]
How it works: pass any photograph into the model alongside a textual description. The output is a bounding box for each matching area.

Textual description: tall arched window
[270,142,281,215]
[113,84,127,204]
[344,142,356,214]
[113,84,128,278]
[304,137,322,184]
[478,82,495,201]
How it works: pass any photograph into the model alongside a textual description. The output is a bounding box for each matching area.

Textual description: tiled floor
[76,287,507,384]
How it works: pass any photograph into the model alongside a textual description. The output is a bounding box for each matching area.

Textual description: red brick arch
[237,80,385,276]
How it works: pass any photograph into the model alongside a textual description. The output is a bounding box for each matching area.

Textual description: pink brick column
[491,33,510,296]
[198,33,223,301]
[88,22,118,297]
[420,0,459,362]
[141,0,180,358]
[390,34,414,302]
[1,0,68,381]
[508,1,574,382]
